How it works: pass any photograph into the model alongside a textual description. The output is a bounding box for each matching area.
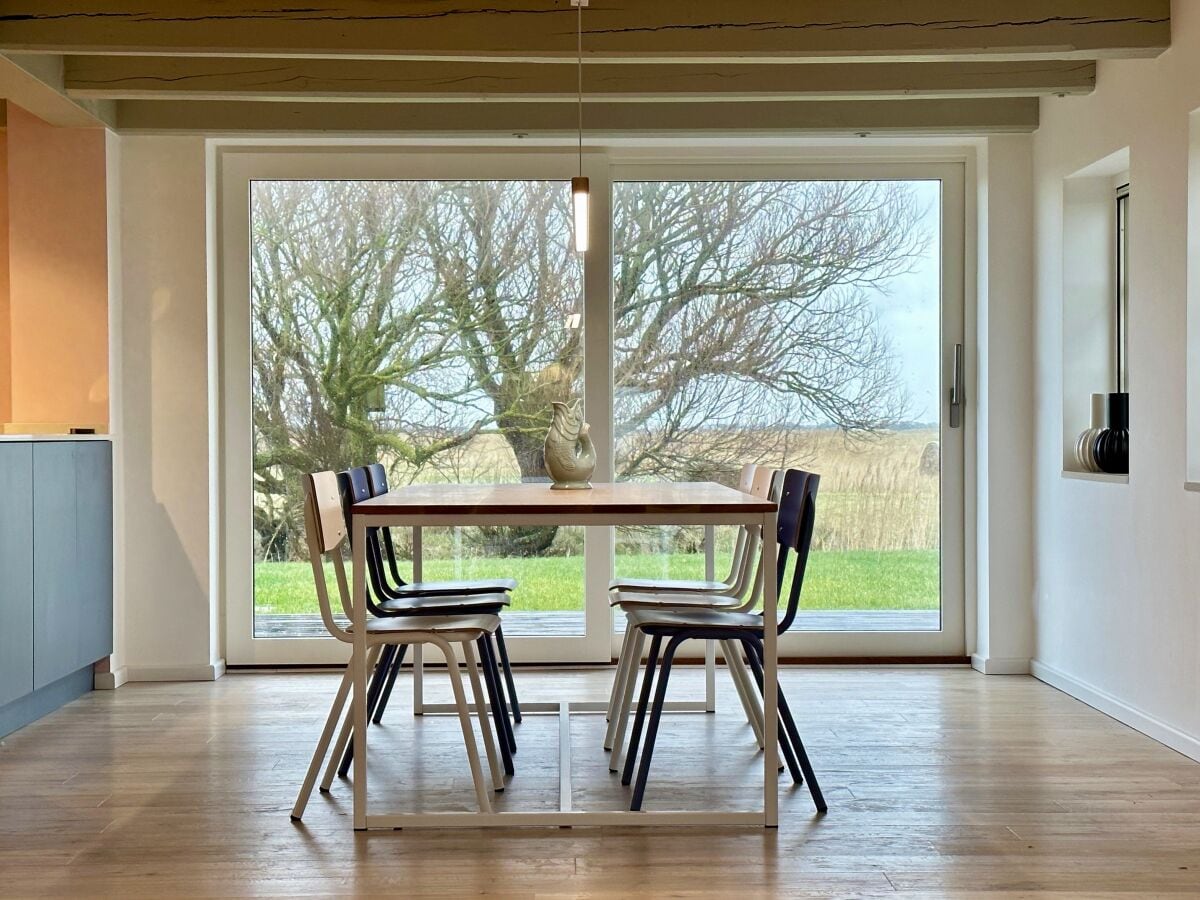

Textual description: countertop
[0,434,114,442]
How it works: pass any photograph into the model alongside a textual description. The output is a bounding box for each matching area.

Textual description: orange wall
[5,104,108,429]
[0,134,10,423]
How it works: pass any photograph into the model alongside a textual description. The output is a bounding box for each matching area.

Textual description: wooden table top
[353,481,774,517]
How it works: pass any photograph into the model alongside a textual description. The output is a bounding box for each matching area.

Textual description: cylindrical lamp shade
[572,176,590,253]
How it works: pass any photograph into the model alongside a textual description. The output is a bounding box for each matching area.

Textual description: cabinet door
[0,444,34,706]
[74,442,114,668]
[32,442,79,689]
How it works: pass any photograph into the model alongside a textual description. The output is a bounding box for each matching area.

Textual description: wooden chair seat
[607,576,729,594]
[610,590,743,610]
[358,613,501,636]
[626,607,762,633]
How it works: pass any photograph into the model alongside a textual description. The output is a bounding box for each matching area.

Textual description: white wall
[974,135,1036,674]
[112,134,223,682]
[1031,0,1200,758]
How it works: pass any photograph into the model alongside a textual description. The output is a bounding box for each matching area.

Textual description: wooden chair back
[302,472,354,642]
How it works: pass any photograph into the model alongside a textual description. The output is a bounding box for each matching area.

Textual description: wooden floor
[2,667,1199,898]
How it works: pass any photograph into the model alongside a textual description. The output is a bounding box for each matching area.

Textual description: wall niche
[1061,147,1130,481]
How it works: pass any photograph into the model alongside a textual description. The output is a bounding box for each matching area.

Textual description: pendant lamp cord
[577,0,583,177]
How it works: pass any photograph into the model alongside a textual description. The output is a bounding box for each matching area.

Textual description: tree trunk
[476,424,559,556]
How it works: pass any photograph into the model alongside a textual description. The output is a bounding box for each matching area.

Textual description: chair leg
[748,638,827,813]
[631,636,685,811]
[743,638,802,783]
[608,628,647,773]
[477,636,515,776]
[621,634,663,786]
[322,645,381,792]
[338,643,393,777]
[494,624,522,725]
[434,637,491,814]
[463,639,504,792]
[486,634,516,754]
[604,626,636,749]
[722,638,766,750]
[372,643,408,725]
[291,662,353,820]
[605,625,635,728]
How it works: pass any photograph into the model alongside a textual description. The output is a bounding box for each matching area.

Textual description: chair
[290,471,505,820]
[616,468,826,813]
[330,466,519,783]
[361,463,522,729]
[607,463,759,595]
[364,463,518,598]
[603,466,779,759]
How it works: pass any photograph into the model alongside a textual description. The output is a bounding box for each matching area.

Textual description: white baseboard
[94,666,129,690]
[1032,659,1200,763]
[971,654,1031,675]
[124,660,227,683]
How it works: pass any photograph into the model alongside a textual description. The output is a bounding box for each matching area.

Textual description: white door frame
[604,156,967,659]
[217,145,968,665]
[217,147,613,665]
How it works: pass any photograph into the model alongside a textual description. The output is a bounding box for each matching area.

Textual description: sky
[863,180,942,425]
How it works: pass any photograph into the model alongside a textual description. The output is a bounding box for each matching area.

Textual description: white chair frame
[291,472,504,820]
[604,467,782,766]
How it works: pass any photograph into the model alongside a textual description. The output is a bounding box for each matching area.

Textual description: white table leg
[352,517,369,830]
[412,525,424,714]
[704,525,717,713]
[761,510,778,828]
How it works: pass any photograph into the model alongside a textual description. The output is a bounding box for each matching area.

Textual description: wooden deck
[256,609,939,639]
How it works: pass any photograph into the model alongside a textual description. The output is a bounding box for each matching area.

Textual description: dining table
[348,480,780,829]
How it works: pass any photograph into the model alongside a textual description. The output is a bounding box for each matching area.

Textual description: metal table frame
[349,488,779,829]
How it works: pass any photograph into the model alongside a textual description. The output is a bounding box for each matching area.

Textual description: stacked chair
[291,471,508,819]
[604,464,776,766]
[609,467,828,814]
[328,464,522,782]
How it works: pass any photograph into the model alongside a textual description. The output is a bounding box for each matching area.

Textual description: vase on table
[544,400,596,490]
[1092,392,1129,475]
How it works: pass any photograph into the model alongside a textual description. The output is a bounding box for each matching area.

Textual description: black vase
[1092,392,1129,475]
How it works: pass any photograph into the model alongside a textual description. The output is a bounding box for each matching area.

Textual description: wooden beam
[0,53,112,128]
[113,97,1039,135]
[63,56,1096,102]
[0,2,1170,62]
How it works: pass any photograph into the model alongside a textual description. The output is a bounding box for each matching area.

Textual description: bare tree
[249,177,927,559]
[613,180,924,481]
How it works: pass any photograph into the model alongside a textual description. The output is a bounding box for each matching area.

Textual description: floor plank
[1,667,1198,898]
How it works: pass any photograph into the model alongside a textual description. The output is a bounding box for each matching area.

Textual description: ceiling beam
[63,56,1096,102]
[0,2,1169,62]
[113,97,1039,135]
[0,53,112,127]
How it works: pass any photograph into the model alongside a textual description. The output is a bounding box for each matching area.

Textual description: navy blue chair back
[364,463,408,587]
[336,466,394,615]
[774,468,819,635]
[366,463,389,496]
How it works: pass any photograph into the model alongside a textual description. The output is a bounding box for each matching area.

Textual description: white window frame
[216,144,967,665]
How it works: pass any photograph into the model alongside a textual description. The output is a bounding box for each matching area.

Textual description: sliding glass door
[608,164,964,658]
[247,178,588,645]
[221,151,964,665]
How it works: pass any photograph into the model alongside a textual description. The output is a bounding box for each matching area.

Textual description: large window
[222,151,964,664]
[611,180,943,631]
[249,180,585,638]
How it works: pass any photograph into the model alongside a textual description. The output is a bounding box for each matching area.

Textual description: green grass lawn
[254,549,939,616]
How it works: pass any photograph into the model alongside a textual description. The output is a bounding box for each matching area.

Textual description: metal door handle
[949,343,964,429]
